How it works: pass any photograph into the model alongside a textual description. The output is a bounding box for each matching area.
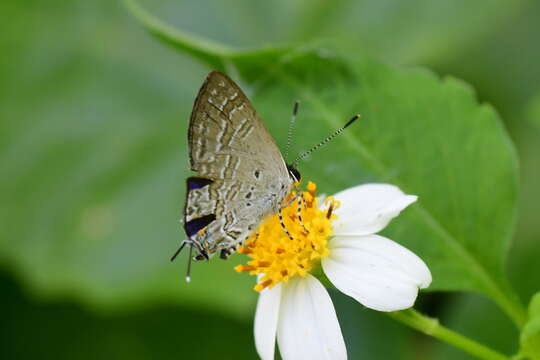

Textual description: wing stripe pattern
[183,71,294,258]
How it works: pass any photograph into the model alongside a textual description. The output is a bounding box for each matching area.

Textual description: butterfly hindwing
[184,71,293,257]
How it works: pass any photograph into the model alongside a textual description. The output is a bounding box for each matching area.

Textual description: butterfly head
[287,164,301,183]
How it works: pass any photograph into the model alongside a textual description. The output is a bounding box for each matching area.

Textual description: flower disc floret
[235,181,339,291]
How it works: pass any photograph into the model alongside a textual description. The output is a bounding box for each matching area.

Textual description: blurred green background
[1,0,539,359]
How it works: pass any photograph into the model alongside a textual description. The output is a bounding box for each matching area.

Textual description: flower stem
[388,309,510,360]
[123,0,233,69]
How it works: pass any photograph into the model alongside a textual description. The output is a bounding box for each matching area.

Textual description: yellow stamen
[254,279,273,292]
[235,181,338,292]
[234,265,255,272]
[308,181,317,195]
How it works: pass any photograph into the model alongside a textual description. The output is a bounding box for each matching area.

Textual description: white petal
[322,234,432,312]
[254,283,282,360]
[332,183,417,236]
[277,275,347,360]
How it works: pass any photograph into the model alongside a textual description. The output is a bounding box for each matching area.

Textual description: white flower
[236,182,432,360]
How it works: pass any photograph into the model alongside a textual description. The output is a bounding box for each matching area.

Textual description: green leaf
[289,0,522,64]
[0,0,525,324]
[519,293,540,359]
[0,272,258,360]
[430,1,540,306]
[529,294,540,318]
[0,0,256,319]
[526,94,540,131]
[431,294,518,359]
[132,0,521,65]
[125,2,526,325]
[0,271,415,360]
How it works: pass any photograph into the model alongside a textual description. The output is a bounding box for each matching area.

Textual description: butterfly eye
[286,165,301,182]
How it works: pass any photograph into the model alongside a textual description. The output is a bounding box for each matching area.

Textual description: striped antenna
[293,114,361,167]
[284,101,300,160]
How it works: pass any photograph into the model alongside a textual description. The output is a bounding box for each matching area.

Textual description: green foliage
[133,0,521,64]
[2,0,540,360]
[430,1,540,314]
[0,0,525,324]
[519,293,540,359]
[0,0,258,318]
[127,0,524,325]
[526,94,540,130]
[0,272,257,360]
[431,294,519,359]
[290,0,521,64]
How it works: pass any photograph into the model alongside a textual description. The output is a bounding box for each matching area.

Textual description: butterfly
[175,71,300,266]
[172,71,359,279]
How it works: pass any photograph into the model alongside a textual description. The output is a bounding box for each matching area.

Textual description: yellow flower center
[234,181,339,292]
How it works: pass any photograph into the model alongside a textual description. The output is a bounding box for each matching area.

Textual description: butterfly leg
[278,207,294,240]
[220,245,237,259]
[220,236,249,259]
[252,231,259,243]
[281,192,300,208]
[279,193,308,235]
[296,193,309,233]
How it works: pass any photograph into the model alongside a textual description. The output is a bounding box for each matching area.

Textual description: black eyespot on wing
[254,170,260,179]
[186,177,214,190]
[184,214,216,237]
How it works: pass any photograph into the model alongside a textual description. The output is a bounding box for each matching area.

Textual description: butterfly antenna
[293,114,361,167]
[284,101,300,160]
[185,244,193,282]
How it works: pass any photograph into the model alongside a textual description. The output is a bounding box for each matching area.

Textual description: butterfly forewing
[184,71,293,258]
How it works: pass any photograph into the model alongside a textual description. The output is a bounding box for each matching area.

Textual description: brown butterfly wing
[184,71,293,257]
